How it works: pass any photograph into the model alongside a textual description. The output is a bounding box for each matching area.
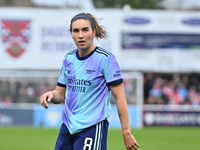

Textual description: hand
[40,91,54,109]
[123,133,140,150]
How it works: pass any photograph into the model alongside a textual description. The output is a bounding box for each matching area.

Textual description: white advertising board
[0,8,200,72]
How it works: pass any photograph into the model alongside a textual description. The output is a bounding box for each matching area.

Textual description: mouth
[78,41,85,45]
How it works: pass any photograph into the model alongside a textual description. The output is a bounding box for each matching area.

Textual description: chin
[79,46,88,51]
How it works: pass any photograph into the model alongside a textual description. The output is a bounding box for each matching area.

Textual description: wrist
[51,91,55,97]
[122,127,131,136]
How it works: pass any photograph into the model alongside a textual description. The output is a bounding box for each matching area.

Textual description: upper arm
[110,83,126,100]
[104,54,123,85]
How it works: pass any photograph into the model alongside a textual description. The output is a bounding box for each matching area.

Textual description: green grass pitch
[0,127,200,150]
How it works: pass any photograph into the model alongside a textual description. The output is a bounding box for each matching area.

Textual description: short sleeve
[103,54,123,86]
[57,58,67,87]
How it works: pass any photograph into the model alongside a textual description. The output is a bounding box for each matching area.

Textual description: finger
[135,143,140,148]
[47,94,53,102]
[131,146,138,150]
[41,99,49,109]
[43,102,49,109]
[134,147,138,150]
[44,100,49,109]
[133,143,140,150]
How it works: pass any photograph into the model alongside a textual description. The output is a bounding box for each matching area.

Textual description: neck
[78,45,95,57]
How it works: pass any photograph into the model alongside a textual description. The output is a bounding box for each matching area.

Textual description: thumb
[47,91,54,102]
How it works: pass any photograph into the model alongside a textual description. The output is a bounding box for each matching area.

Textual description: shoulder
[62,49,77,64]
[64,49,77,57]
[95,46,112,57]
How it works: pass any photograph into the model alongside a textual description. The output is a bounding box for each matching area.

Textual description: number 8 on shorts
[83,137,93,150]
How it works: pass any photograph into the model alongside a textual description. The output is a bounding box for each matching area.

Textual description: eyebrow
[72,27,89,31]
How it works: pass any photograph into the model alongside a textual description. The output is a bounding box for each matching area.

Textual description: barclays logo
[124,17,150,25]
[182,18,200,26]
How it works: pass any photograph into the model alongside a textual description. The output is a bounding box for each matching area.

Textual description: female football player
[40,12,139,150]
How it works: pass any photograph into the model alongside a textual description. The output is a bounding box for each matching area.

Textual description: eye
[83,28,89,32]
[72,29,79,32]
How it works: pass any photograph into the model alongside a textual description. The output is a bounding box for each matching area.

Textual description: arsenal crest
[1,20,30,58]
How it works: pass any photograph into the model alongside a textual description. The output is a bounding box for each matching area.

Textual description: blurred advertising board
[0,107,33,126]
[0,8,200,72]
[33,105,142,129]
[144,111,200,126]
[33,105,63,128]
[108,105,142,129]
[143,105,200,126]
[0,104,142,128]
[122,33,200,49]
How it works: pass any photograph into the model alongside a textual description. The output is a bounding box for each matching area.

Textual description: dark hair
[70,13,107,40]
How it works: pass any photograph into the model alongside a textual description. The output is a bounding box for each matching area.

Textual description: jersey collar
[76,47,97,60]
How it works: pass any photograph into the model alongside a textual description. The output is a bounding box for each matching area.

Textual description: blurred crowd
[111,78,137,104]
[144,73,200,106]
[0,77,56,107]
[0,76,137,106]
[1,72,200,106]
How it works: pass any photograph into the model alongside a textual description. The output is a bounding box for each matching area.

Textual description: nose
[78,31,83,38]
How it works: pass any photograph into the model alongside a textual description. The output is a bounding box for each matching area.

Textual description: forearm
[41,86,65,109]
[110,83,140,149]
[51,88,65,104]
[116,96,131,135]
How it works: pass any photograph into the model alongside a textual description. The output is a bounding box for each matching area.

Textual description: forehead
[71,19,92,29]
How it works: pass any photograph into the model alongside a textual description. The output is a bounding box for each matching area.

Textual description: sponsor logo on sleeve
[114,70,122,77]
